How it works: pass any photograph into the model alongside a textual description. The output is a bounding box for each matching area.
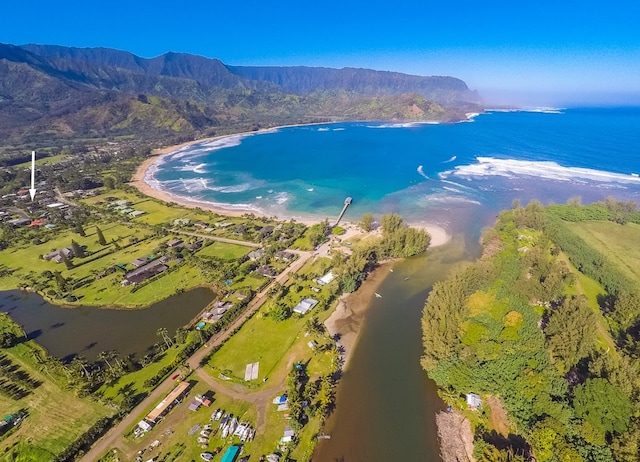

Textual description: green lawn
[566,221,640,285]
[14,153,72,167]
[81,190,211,226]
[0,339,112,458]
[561,253,617,352]
[99,346,183,404]
[196,241,252,260]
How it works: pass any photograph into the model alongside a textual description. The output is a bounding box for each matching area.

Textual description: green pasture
[566,221,640,286]
[0,339,111,458]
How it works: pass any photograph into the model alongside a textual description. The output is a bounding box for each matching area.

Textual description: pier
[334,197,352,227]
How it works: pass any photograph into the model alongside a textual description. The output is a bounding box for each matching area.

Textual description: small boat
[229,417,238,434]
[375,293,382,298]
[404,277,410,281]
[389,269,394,272]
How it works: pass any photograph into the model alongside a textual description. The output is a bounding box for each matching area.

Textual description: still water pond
[0,287,214,361]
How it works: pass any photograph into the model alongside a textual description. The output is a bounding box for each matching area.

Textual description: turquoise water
[149,107,640,237]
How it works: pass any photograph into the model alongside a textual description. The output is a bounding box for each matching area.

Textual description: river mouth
[314,235,477,461]
[0,287,215,361]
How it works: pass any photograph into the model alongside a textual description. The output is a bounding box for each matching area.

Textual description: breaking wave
[440,157,640,184]
[417,165,429,179]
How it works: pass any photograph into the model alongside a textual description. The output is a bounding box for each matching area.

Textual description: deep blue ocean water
[148,107,640,236]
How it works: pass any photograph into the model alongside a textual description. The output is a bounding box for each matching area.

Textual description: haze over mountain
[0,42,481,148]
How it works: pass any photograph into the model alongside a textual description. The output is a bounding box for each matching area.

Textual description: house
[29,219,47,227]
[166,238,183,248]
[293,298,319,315]
[43,247,74,262]
[145,381,190,423]
[7,218,30,227]
[137,420,153,432]
[129,210,146,217]
[466,393,482,409]
[173,218,190,226]
[122,258,169,285]
[255,265,277,278]
[259,225,274,237]
[131,257,149,268]
[281,427,295,443]
[247,248,266,261]
[307,340,319,350]
[189,240,203,251]
[317,270,335,285]
[274,250,296,261]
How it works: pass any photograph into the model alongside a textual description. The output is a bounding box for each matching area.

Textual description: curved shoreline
[130,127,453,244]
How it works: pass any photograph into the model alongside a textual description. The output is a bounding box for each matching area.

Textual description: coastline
[131,128,457,238]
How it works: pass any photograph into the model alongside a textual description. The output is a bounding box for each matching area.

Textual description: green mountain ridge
[0,42,482,149]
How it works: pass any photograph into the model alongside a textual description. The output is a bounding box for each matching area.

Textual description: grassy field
[98,345,184,404]
[565,221,640,285]
[560,253,617,352]
[0,338,112,459]
[14,153,72,167]
[197,241,252,260]
[81,190,211,226]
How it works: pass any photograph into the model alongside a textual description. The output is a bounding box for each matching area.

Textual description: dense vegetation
[332,213,431,293]
[0,42,480,153]
[422,200,640,462]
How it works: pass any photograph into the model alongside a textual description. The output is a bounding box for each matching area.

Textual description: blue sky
[2,0,639,106]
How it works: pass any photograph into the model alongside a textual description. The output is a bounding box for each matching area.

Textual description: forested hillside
[422,200,640,462]
[0,42,482,153]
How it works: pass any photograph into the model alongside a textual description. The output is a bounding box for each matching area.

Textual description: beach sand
[131,133,457,239]
[131,133,451,368]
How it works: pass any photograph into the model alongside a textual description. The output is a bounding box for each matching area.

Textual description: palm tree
[97,351,113,370]
[71,355,91,378]
[157,327,173,349]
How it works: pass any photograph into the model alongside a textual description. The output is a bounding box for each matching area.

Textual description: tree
[70,239,85,258]
[54,271,68,293]
[157,327,173,349]
[574,378,633,437]
[360,212,374,232]
[270,304,291,321]
[74,222,86,237]
[380,213,405,235]
[96,226,107,246]
[545,296,597,373]
[103,176,116,190]
[97,351,113,370]
[304,316,326,337]
[175,327,188,344]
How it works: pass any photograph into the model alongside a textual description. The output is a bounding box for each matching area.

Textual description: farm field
[565,221,640,285]
[0,329,112,460]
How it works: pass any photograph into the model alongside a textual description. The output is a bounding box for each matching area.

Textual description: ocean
[147,107,640,237]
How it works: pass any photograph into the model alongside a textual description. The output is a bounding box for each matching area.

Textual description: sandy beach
[131,133,455,243]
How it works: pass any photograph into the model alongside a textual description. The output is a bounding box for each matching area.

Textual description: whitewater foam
[443,155,457,163]
[441,157,640,184]
[417,165,429,179]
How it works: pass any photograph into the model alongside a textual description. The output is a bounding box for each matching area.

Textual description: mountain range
[0,42,482,149]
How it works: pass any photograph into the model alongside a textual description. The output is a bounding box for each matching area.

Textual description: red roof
[29,219,47,227]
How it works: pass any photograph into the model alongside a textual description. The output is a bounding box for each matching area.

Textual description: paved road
[170,229,262,248]
[79,243,327,461]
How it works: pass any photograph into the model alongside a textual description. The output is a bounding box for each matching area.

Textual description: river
[314,235,479,461]
[0,287,214,361]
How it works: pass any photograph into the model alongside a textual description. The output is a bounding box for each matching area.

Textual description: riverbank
[323,229,450,370]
